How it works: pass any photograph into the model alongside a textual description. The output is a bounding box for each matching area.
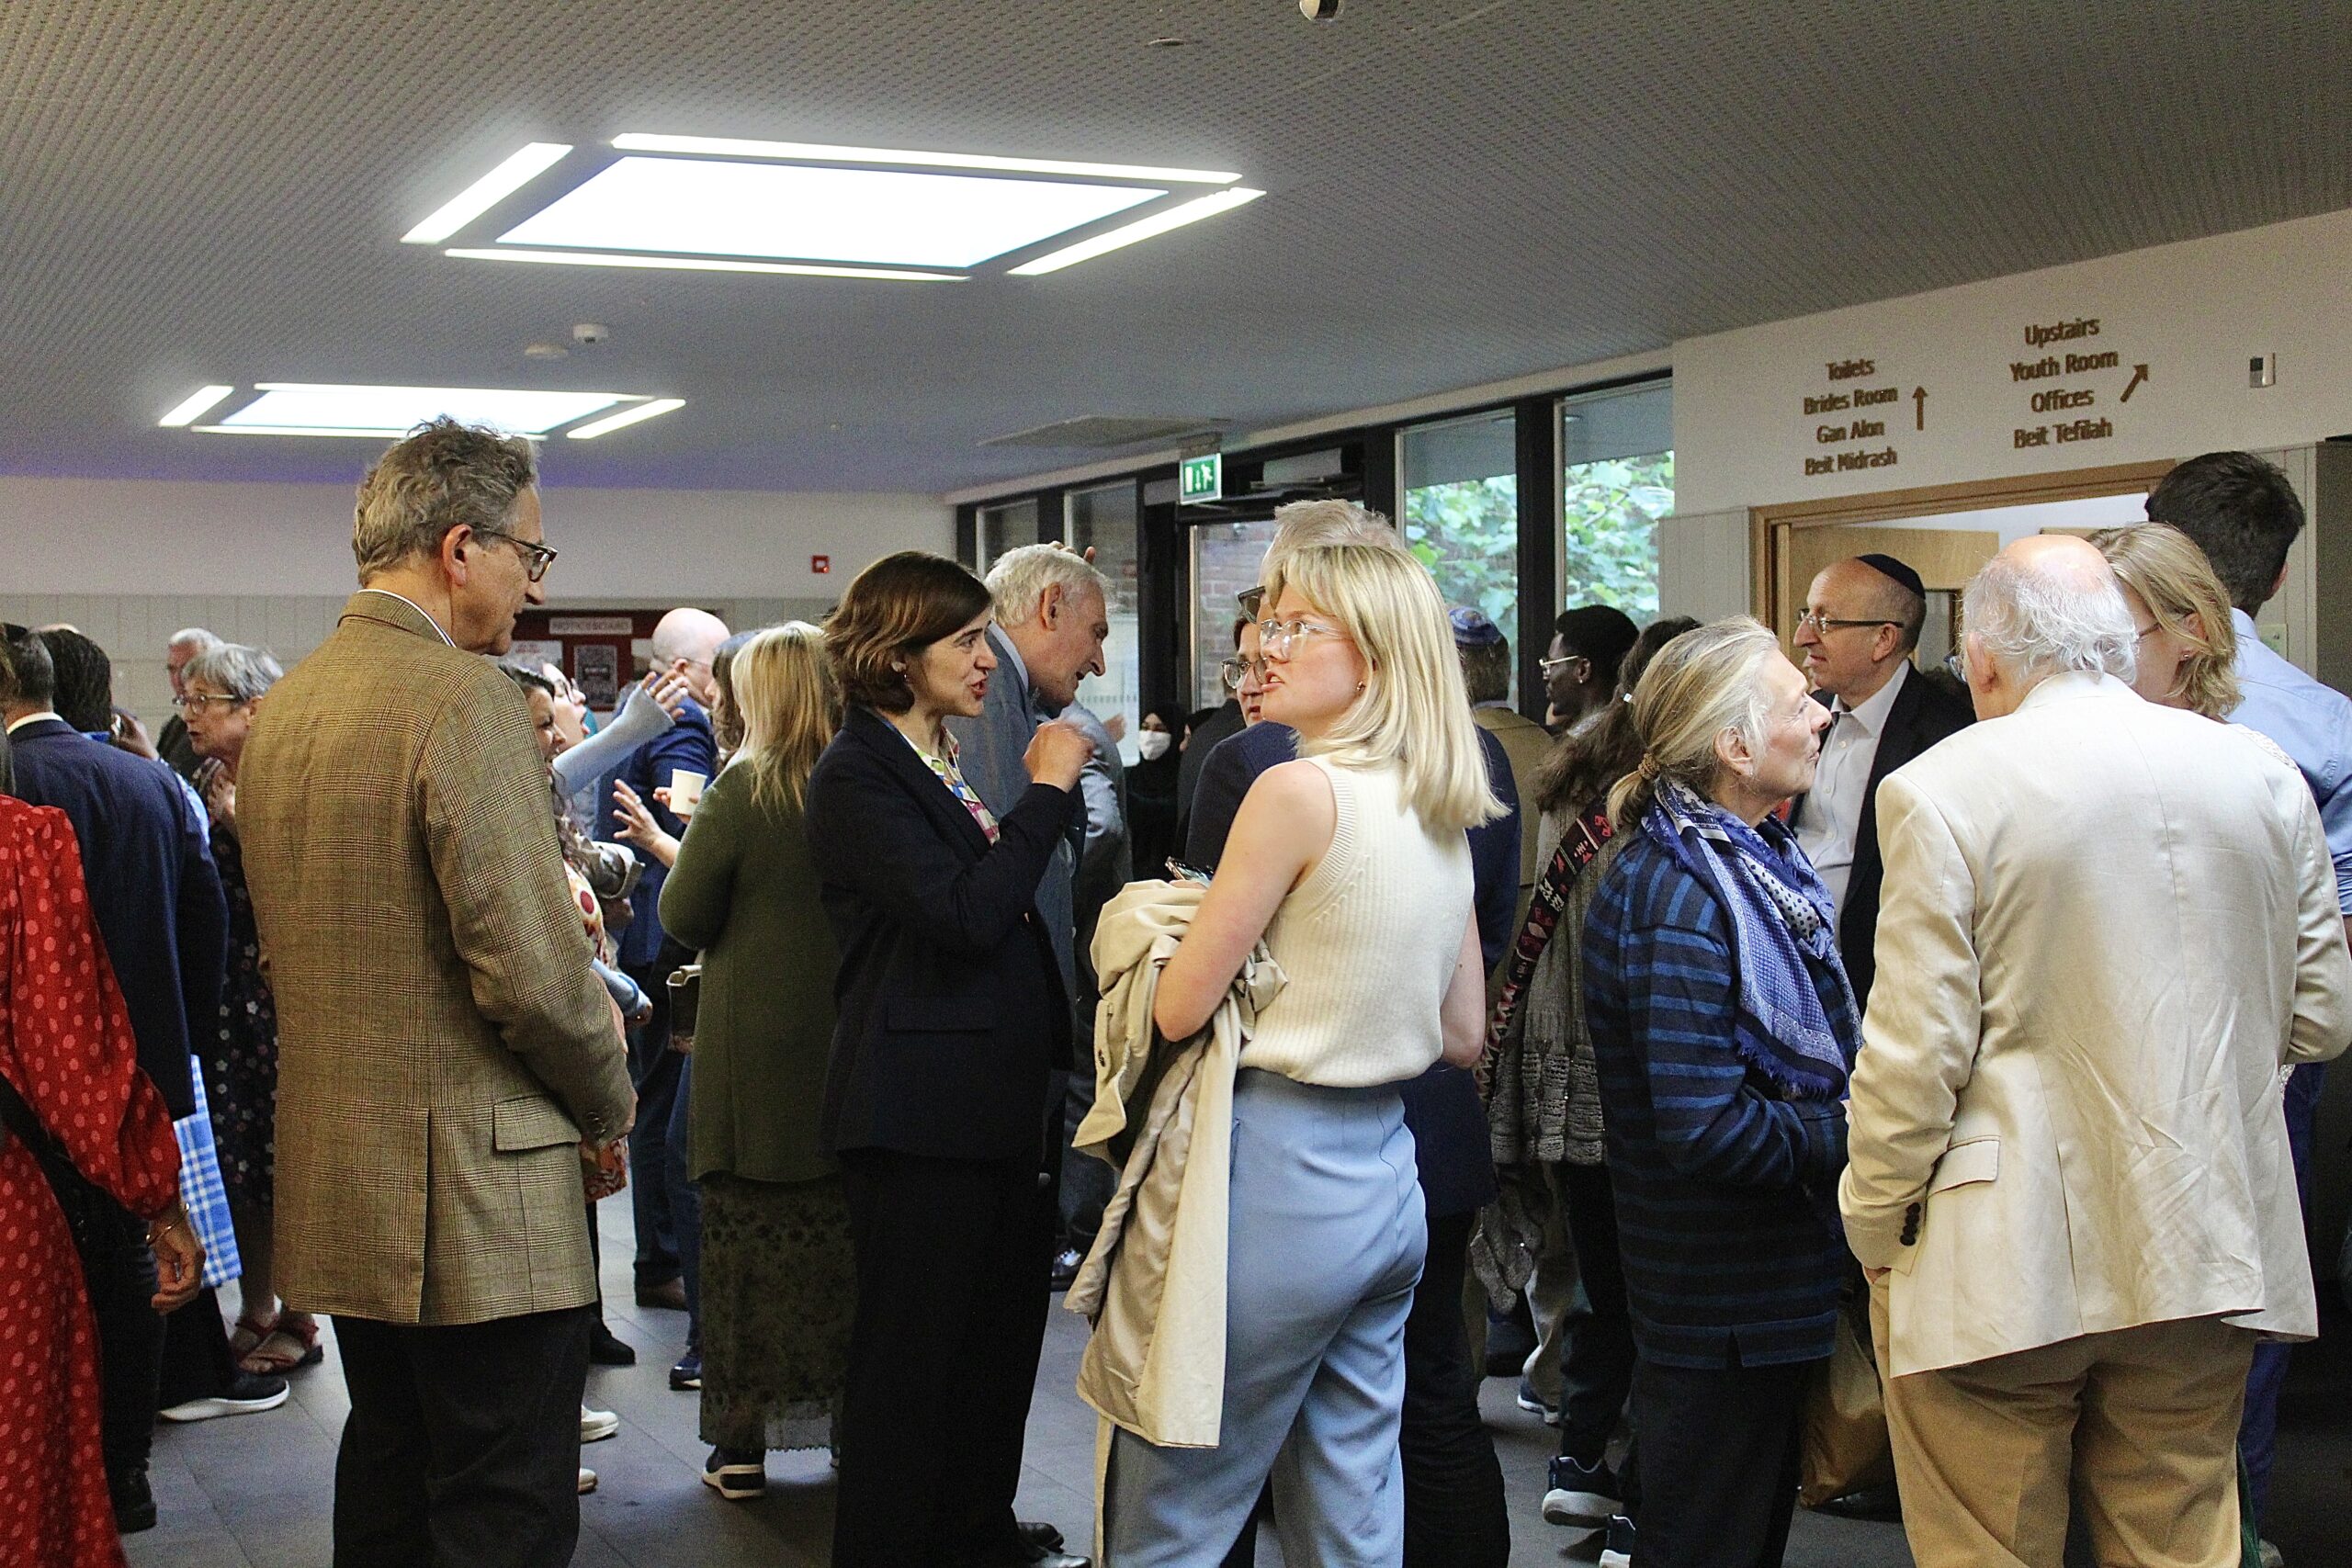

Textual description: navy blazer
[1179,719,1518,1219]
[805,705,1077,1163]
[5,716,228,1116]
[601,696,718,970]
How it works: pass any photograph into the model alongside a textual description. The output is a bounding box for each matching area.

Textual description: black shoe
[1599,1513,1635,1568]
[669,1351,703,1391]
[1543,1452,1625,1528]
[159,1371,291,1423]
[1814,1483,1903,1522]
[636,1277,688,1312]
[1019,1519,1068,1552]
[702,1445,765,1501]
[110,1468,157,1535]
[1048,1248,1082,1292]
[588,1324,638,1366]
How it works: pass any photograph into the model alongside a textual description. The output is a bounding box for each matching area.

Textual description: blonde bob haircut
[1606,616,1780,832]
[2089,522,2240,719]
[728,622,841,813]
[1272,540,1502,835]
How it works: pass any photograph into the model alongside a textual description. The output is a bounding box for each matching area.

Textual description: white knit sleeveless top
[1238,755,1475,1087]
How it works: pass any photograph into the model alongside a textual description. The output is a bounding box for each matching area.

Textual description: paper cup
[669,768,707,818]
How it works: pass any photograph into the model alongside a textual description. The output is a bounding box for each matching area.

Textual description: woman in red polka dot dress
[0,795,197,1568]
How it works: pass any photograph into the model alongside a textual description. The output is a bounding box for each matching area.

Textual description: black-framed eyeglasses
[474,527,558,583]
[1236,586,1266,619]
[1794,611,1899,634]
[1219,655,1269,690]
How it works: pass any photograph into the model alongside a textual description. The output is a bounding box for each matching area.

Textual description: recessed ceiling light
[158,385,236,427]
[195,383,643,437]
[401,142,572,244]
[444,247,962,282]
[495,157,1164,270]
[610,132,1239,186]
[566,398,685,440]
[1010,187,1266,276]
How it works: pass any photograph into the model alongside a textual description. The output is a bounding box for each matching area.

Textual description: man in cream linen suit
[1840,536,2352,1568]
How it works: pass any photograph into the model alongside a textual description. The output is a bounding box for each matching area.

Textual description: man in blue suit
[600,607,725,1351]
[3,624,229,1530]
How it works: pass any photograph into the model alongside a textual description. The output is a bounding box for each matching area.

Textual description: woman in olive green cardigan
[658,622,850,1497]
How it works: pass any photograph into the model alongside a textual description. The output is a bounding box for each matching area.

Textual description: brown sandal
[239,1314,323,1375]
[230,1314,274,1362]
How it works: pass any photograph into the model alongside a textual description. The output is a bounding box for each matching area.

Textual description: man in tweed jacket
[239,419,634,1568]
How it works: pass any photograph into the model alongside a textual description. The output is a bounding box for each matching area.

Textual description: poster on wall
[571,643,619,708]
[507,638,561,675]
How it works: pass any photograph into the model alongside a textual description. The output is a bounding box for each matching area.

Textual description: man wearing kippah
[1791,554,1973,1010]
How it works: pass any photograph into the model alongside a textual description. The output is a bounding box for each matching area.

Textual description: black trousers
[1556,1161,1638,1489]
[623,959,684,1288]
[159,1287,242,1407]
[330,1304,593,1568]
[1631,1352,1808,1568]
[32,1142,162,1490]
[834,1148,1054,1568]
[1223,1206,1511,1568]
[1401,1209,1511,1568]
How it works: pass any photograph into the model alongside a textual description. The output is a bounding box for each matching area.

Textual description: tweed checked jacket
[237,590,633,1325]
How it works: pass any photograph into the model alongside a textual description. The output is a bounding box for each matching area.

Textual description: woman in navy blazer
[805,551,1094,1568]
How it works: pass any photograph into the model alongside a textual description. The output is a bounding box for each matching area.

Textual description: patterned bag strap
[1474,804,1614,1098]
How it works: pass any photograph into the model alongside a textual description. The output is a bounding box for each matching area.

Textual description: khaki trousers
[1871,1286,2252,1568]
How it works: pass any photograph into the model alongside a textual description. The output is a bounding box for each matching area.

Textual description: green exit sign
[1180,451,1223,505]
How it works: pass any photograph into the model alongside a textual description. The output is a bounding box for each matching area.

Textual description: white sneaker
[577,1467,598,1495]
[580,1404,619,1444]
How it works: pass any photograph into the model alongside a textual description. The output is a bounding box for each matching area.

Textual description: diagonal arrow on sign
[2120,364,2149,403]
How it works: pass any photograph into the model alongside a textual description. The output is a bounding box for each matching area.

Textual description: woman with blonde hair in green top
[658,622,851,1500]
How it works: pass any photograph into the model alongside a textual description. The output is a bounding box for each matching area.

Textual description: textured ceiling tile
[0,0,2345,492]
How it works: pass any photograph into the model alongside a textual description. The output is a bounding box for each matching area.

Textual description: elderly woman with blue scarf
[1579,615,1856,1568]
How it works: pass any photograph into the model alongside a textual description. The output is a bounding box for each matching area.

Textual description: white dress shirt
[1795,659,1908,917]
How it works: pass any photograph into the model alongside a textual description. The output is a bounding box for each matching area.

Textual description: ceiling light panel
[1010,187,1266,275]
[566,398,685,440]
[158,385,236,426]
[444,247,960,282]
[401,142,572,244]
[610,132,1240,186]
[216,384,639,436]
[495,157,1164,269]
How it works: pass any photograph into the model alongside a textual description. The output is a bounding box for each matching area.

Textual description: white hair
[167,626,221,653]
[1964,553,2137,685]
[985,544,1109,626]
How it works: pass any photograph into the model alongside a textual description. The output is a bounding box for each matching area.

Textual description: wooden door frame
[1748,458,2176,626]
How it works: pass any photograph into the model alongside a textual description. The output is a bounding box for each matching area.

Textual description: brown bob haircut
[825,550,994,714]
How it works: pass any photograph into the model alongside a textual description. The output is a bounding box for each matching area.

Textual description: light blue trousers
[1104,1070,1427,1568]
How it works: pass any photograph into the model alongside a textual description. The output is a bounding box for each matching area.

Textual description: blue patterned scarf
[1644,776,1857,1100]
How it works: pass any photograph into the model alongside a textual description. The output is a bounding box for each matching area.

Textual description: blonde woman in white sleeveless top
[1104,541,1499,1567]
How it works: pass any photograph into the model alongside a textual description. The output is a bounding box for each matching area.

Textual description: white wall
[1672,206,2352,517]
[0,477,951,727]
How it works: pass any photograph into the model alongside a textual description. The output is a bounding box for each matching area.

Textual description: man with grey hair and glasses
[1840,535,2351,1568]
[238,417,632,1568]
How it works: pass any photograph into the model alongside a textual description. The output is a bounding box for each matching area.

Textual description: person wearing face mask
[1581,616,1853,1568]
[1127,712,1182,877]
[806,551,1093,1568]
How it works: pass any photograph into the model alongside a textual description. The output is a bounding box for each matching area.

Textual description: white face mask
[1136,729,1172,761]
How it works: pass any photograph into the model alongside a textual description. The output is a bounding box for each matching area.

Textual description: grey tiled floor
[133,1201,2352,1566]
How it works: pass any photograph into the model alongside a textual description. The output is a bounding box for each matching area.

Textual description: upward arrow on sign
[1912,387,1928,431]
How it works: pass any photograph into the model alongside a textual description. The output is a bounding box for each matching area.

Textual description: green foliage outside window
[1402,451,1674,634]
